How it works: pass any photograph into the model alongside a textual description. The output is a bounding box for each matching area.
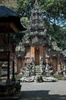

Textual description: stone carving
[52,41,62,51]
[40,57,43,74]
[63,66,66,78]
[59,64,66,78]
[32,36,39,44]
[31,57,35,65]
[41,63,53,76]
[36,75,43,82]
[45,63,50,76]
[21,0,47,46]
[23,63,35,77]
[42,76,58,82]
[20,76,34,82]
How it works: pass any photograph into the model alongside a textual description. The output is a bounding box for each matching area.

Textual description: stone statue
[45,63,50,76]
[31,57,35,65]
[63,66,66,78]
[24,64,30,77]
[40,57,43,74]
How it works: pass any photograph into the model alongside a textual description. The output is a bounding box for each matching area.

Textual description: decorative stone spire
[28,0,46,37]
[22,0,47,45]
[35,0,38,5]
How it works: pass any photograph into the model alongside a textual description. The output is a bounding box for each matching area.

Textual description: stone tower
[16,0,62,74]
[22,0,48,65]
[27,0,47,45]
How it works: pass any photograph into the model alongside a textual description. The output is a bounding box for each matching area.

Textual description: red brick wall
[31,46,35,58]
[57,63,61,72]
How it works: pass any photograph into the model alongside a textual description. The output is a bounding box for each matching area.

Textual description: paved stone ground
[20,80,66,100]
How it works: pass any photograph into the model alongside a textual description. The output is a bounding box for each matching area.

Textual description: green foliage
[17,0,34,18]
[2,0,18,12]
[15,31,26,43]
[10,31,26,45]
[20,17,29,27]
[48,24,66,50]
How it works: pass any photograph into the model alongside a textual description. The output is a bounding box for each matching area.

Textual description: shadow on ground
[20,90,66,100]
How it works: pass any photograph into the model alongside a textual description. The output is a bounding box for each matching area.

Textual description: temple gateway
[16,0,64,75]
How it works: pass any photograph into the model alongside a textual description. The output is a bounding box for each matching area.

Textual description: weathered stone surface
[36,75,43,82]
[43,76,58,82]
[20,75,58,82]
[20,76,34,82]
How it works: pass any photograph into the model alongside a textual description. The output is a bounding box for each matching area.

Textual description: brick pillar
[57,54,61,73]
[31,46,35,58]
[57,62,61,72]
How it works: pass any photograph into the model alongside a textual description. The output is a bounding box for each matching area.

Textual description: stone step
[35,65,42,75]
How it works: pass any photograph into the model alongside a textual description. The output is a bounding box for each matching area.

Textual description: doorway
[52,57,57,73]
[35,47,39,65]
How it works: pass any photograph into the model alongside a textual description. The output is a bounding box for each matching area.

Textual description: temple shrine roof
[0,5,26,32]
[0,5,20,18]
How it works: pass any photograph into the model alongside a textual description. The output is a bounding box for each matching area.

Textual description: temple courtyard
[20,80,66,100]
[0,1,66,100]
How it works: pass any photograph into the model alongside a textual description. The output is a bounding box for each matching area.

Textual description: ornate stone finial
[35,0,38,4]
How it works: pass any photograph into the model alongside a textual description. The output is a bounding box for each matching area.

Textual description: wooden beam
[10,22,19,33]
